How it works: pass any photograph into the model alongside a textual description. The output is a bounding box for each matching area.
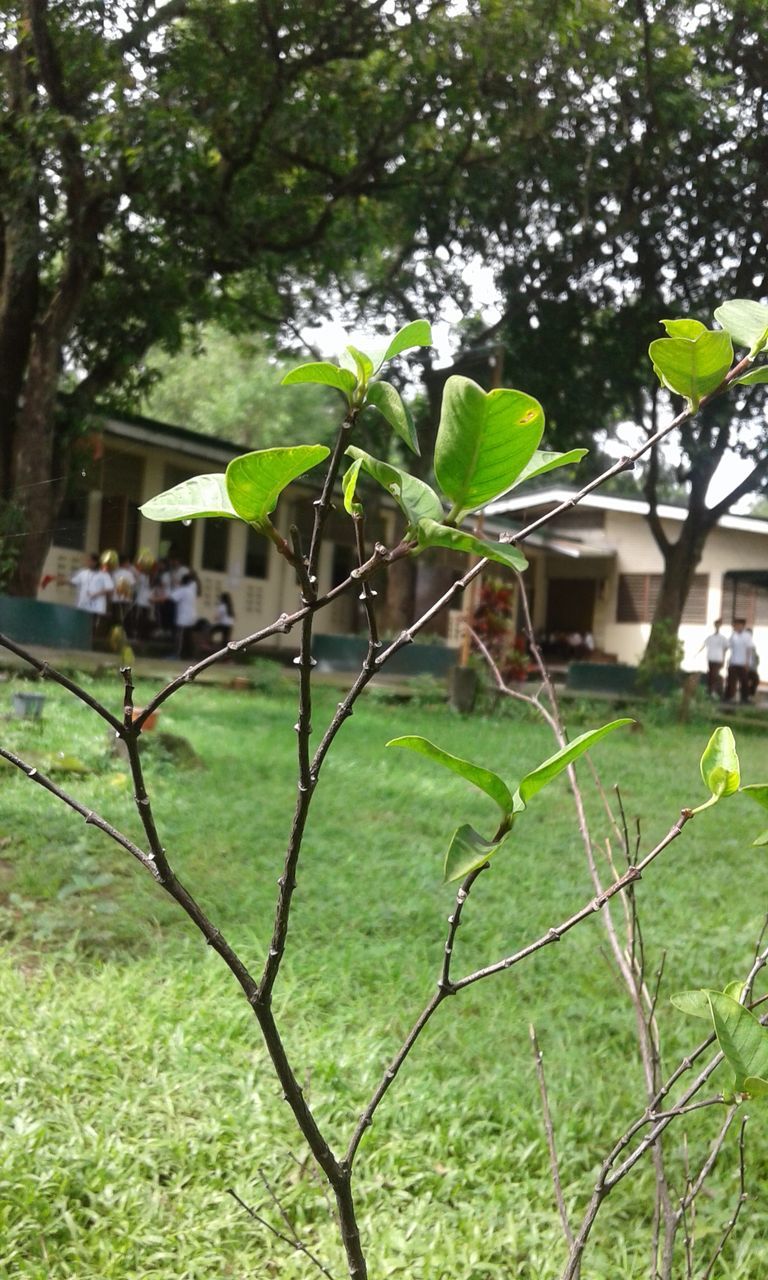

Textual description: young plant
[2,300,768,1279]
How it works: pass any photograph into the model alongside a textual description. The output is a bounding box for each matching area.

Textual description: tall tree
[331,0,768,656]
[0,0,478,594]
[139,326,338,449]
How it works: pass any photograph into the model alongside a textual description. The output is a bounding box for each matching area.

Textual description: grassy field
[2,670,768,1279]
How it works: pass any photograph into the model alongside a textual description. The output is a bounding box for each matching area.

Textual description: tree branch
[530,1024,575,1249]
[113,0,189,54]
[227,1186,336,1280]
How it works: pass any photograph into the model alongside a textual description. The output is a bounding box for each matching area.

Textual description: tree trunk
[644,526,708,666]
[6,328,61,596]
[0,220,39,502]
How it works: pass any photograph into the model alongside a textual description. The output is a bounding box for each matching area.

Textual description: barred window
[245,525,269,579]
[201,519,229,573]
[723,578,768,626]
[617,574,708,624]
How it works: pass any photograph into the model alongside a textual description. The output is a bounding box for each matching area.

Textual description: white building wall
[600,511,768,668]
[38,435,395,648]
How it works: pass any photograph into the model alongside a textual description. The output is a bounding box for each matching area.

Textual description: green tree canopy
[0,0,479,593]
[139,327,337,449]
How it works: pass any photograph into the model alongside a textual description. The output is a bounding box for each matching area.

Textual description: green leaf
[139,473,239,523]
[743,1075,768,1098]
[694,727,740,813]
[365,381,420,454]
[443,824,512,883]
[281,361,357,397]
[386,735,513,816]
[649,327,733,408]
[512,720,633,813]
[225,445,330,526]
[714,299,768,356]
[435,376,545,516]
[742,786,768,844]
[342,459,363,517]
[732,366,768,387]
[671,989,718,1018]
[416,518,528,573]
[344,345,374,382]
[345,446,444,528]
[505,448,589,492]
[740,783,768,811]
[707,991,768,1092]
[379,319,432,367]
[659,318,708,340]
[671,986,742,1017]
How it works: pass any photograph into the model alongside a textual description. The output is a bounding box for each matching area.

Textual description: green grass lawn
[2,672,768,1279]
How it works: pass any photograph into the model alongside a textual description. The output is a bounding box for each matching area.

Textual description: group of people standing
[701,618,760,703]
[45,549,235,658]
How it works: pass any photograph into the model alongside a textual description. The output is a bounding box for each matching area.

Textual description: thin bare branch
[530,1024,574,1249]
[228,1187,336,1280]
[455,811,692,993]
[0,743,156,873]
[699,1117,749,1280]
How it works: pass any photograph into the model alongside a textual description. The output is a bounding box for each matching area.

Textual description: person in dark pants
[726,618,752,703]
[700,618,727,698]
[746,628,760,699]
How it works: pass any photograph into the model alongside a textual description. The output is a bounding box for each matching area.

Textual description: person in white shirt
[746,628,760,699]
[68,553,100,611]
[726,618,753,703]
[700,618,728,698]
[210,592,235,646]
[62,553,113,643]
[170,572,198,657]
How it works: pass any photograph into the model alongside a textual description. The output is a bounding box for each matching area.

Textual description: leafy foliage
[738,783,768,847]
[714,300,768,357]
[415,519,528,574]
[139,446,330,532]
[388,719,632,881]
[693,727,741,814]
[345,448,444,528]
[435,377,545,518]
[649,322,733,410]
[674,986,768,1099]
[140,327,339,450]
[225,446,331,527]
[386,735,513,816]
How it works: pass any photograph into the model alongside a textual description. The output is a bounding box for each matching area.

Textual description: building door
[546,578,596,633]
[98,451,145,556]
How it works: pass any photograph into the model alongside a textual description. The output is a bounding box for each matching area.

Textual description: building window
[722,574,768,626]
[158,465,194,564]
[201,519,229,573]
[331,543,357,589]
[616,573,708,624]
[245,525,269,579]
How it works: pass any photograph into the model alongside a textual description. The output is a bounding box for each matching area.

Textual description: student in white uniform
[726,618,753,703]
[700,619,728,698]
[170,572,199,658]
[68,553,100,611]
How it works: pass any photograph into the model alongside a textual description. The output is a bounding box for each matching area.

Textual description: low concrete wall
[0,597,92,650]
[566,661,679,696]
[313,633,455,677]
